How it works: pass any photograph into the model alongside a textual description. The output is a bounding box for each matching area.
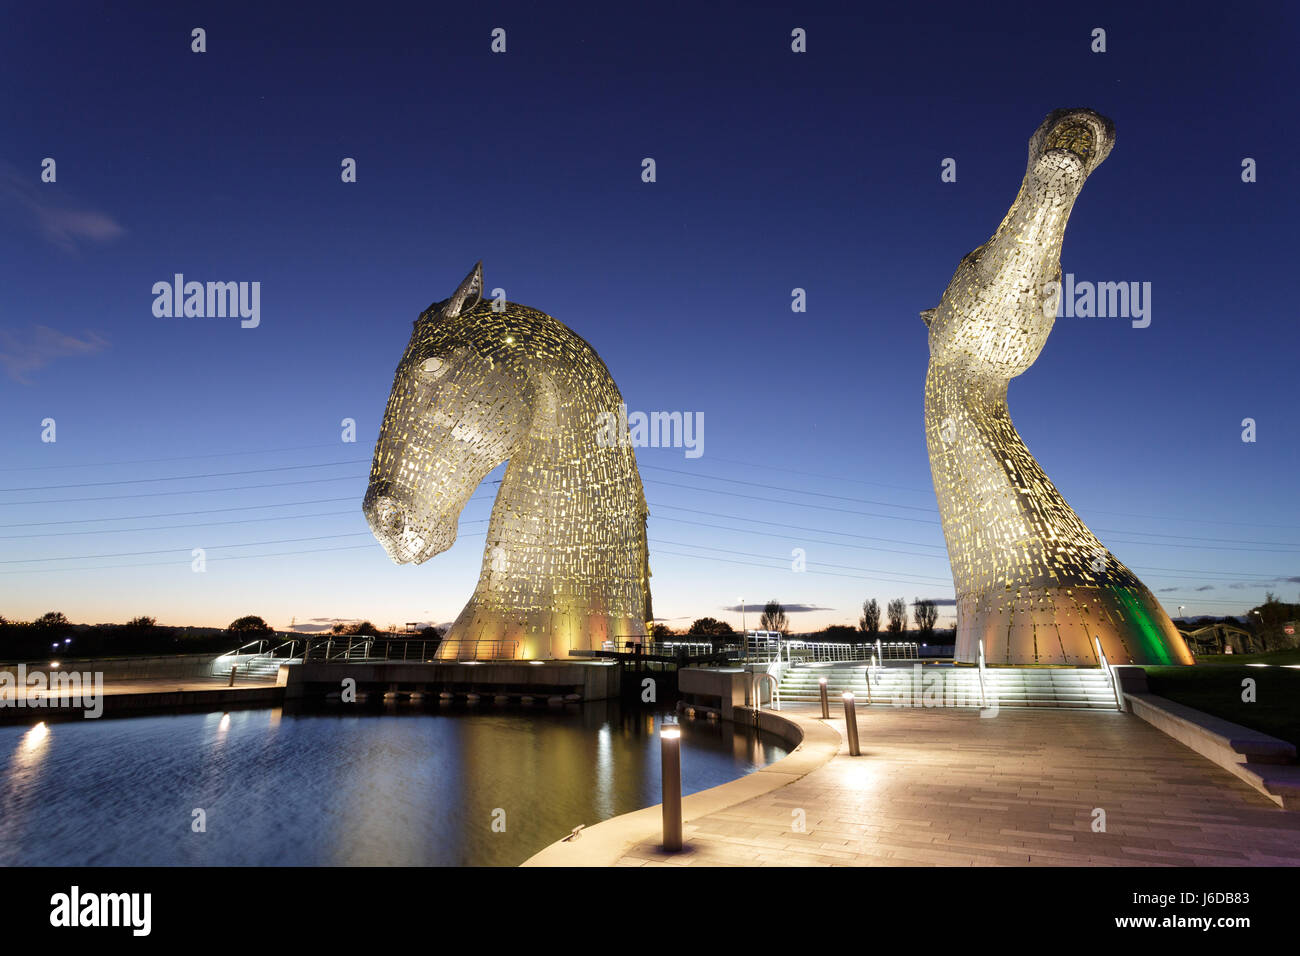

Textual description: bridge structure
[1176,623,1261,656]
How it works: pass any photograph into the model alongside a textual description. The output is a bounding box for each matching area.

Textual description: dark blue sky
[2,1,1296,631]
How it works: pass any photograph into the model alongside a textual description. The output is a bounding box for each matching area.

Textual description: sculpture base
[955,583,1194,666]
[433,605,646,661]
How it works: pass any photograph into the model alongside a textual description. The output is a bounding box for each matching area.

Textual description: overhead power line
[0,442,350,472]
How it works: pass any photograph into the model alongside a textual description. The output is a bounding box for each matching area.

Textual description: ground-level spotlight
[660,724,683,852]
[842,692,861,756]
[819,677,829,719]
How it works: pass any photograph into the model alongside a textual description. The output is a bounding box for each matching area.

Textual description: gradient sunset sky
[2,2,1296,634]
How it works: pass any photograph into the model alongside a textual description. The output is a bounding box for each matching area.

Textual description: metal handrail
[1094,636,1124,711]
[976,638,989,710]
[216,639,300,665]
[752,673,780,712]
[420,638,520,661]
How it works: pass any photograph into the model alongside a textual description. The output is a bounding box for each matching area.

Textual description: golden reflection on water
[21,721,49,756]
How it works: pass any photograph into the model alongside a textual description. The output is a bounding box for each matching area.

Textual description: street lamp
[660,724,683,852]
[738,597,746,660]
[1178,605,1185,621]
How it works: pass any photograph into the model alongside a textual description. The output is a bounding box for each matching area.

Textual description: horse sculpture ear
[442,261,484,319]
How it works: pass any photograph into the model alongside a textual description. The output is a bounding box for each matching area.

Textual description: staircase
[778,662,1120,710]
[211,654,293,682]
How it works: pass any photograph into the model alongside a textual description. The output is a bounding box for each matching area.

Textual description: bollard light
[819,677,829,719]
[228,665,238,687]
[842,692,861,756]
[661,725,683,851]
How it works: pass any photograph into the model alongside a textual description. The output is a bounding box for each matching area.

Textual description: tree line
[0,612,445,661]
[653,597,947,645]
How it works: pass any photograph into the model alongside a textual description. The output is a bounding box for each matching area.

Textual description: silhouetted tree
[125,616,156,629]
[886,598,907,634]
[859,599,880,636]
[913,599,938,638]
[819,624,858,641]
[1247,592,1300,649]
[228,615,273,636]
[650,623,674,638]
[687,617,735,637]
[759,600,789,634]
[33,611,69,630]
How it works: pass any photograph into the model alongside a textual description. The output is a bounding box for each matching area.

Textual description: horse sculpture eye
[420,357,445,376]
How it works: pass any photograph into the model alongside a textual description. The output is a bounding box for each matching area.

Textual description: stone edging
[1125,692,1300,809]
[520,707,841,866]
[1111,666,1299,809]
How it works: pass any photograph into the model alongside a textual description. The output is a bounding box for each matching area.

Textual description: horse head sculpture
[363,263,653,660]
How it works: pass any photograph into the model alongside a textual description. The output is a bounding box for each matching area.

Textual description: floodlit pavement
[616,702,1300,867]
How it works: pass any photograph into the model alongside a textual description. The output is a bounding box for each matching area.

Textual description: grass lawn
[1145,661,1300,748]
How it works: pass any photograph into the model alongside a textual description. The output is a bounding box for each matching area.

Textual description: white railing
[752,673,781,711]
[419,638,519,661]
[976,638,989,710]
[781,640,922,664]
[1094,636,1124,711]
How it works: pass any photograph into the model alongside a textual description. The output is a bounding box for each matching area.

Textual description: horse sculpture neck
[437,308,652,661]
[923,109,1191,667]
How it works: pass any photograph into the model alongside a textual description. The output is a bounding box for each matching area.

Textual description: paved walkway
[617,703,1300,867]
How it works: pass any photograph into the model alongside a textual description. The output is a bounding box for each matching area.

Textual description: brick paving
[617,703,1300,866]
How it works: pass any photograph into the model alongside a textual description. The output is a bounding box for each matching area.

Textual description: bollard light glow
[923,110,1193,667]
[363,263,654,660]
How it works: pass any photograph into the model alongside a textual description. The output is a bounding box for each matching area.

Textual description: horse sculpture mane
[923,109,1193,666]
[363,263,652,660]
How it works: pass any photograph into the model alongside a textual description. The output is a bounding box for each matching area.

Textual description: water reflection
[0,703,786,866]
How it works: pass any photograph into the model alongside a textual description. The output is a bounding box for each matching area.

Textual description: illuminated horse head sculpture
[923,109,1192,666]
[363,263,653,660]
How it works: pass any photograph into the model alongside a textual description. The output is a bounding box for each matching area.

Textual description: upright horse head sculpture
[924,109,1193,666]
[363,263,653,660]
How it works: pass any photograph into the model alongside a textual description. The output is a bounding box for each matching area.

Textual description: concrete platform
[0,676,281,722]
[533,701,1300,867]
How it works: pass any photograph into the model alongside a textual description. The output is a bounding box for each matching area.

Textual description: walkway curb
[521,708,841,867]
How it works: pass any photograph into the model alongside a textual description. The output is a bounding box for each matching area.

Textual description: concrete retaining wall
[281,660,621,701]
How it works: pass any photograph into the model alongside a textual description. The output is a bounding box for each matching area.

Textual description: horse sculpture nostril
[371,496,406,535]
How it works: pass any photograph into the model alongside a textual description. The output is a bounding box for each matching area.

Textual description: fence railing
[776,640,922,664]
[403,638,520,661]
[600,639,722,657]
[300,637,376,662]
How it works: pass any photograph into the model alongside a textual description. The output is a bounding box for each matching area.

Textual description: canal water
[0,703,787,866]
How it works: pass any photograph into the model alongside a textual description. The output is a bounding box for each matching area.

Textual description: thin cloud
[0,163,126,250]
[0,324,108,383]
[722,603,833,613]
